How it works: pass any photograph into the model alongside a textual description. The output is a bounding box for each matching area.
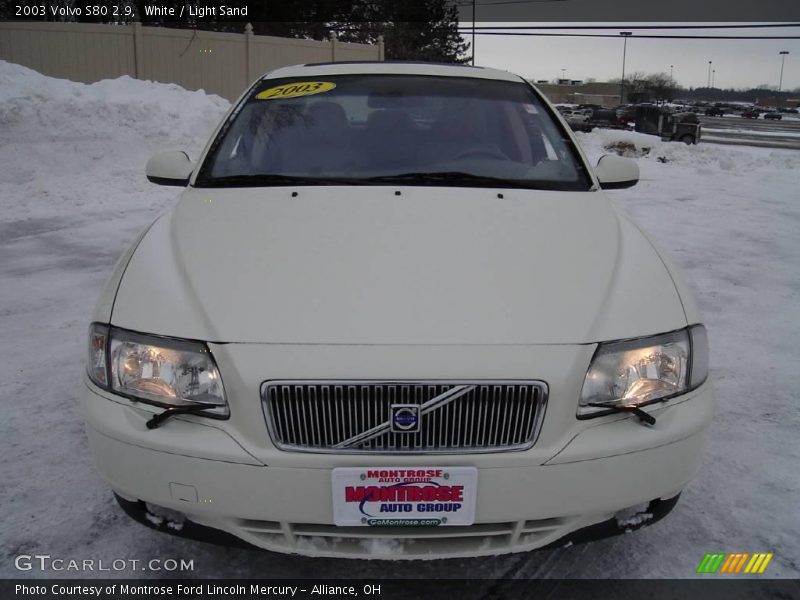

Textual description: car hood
[111,186,687,344]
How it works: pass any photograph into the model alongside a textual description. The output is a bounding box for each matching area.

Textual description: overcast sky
[460,23,800,91]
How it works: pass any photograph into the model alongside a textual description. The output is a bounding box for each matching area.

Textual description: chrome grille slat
[522,387,534,442]
[282,387,294,443]
[320,385,330,447]
[500,386,512,446]
[478,390,486,445]
[347,385,355,443]
[517,389,529,445]
[454,393,462,449]
[515,386,529,444]
[336,385,345,444]
[296,387,307,446]
[310,386,320,446]
[505,386,517,446]
[262,380,547,454]
[464,392,474,447]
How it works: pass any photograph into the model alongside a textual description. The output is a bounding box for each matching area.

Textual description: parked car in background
[763,112,783,121]
[704,107,725,117]
[554,104,579,114]
[84,61,713,559]
[741,109,760,119]
[561,109,594,132]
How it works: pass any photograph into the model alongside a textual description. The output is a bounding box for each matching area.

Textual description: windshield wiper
[196,174,361,188]
[363,171,531,188]
[586,403,657,426]
[197,171,560,190]
[146,402,219,429]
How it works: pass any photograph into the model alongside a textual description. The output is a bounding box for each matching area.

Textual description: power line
[456,31,800,39]
[458,23,800,30]
[454,0,568,5]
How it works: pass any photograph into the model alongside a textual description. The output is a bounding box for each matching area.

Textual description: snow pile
[0,60,229,145]
[0,60,229,221]
[575,127,800,174]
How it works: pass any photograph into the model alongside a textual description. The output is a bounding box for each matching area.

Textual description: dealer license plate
[331,466,477,527]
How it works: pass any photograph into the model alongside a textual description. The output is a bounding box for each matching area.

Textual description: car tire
[679,134,695,145]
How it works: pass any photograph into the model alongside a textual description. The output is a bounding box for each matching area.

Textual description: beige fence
[0,21,384,101]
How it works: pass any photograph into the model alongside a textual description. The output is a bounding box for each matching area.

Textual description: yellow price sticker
[256,81,336,100]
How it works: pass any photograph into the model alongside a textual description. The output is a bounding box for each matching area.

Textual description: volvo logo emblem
[390,404,420,433]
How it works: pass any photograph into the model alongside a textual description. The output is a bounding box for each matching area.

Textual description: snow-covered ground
[1,61,799,580]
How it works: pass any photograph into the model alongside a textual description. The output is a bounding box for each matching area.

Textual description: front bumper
[83,374,714,559]
[112,490,683,556]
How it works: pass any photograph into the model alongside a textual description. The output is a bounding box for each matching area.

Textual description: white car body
[83,62,714,559]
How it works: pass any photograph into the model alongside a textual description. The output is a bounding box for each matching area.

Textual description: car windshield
[195,74,591,190]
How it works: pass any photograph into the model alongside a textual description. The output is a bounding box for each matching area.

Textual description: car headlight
[578,325,708,417]
[87,324,228,418]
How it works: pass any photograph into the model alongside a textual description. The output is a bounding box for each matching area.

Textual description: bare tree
[646,72,676,103]
[608,71,676,103]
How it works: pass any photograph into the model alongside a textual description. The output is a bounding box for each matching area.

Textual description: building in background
[532,81,622,107]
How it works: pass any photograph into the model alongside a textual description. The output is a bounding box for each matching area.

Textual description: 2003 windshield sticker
[256,81,336,100]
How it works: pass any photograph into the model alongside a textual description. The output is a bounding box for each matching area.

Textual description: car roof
[263,61,523,83]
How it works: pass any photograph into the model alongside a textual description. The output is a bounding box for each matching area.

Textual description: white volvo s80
[84,61,713,559]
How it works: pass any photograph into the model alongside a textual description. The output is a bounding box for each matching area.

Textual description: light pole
[619,32,632,104]
[779,51,789,91]
[561,68,566,81]
[670,64,674,80]
[712,69,716,89]
[707,60,712,89]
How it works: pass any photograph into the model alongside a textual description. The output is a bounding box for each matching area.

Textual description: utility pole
[619,32,632,104]
[779,51,789,91]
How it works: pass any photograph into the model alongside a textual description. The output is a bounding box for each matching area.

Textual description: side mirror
[146,150,194,186]
[595,154,639,189]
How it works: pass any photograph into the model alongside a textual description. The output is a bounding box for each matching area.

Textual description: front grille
[261,380,547,453]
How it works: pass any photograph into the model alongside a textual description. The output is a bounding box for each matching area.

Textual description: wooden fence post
[132,21,144,78]
[330,32,338,62]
